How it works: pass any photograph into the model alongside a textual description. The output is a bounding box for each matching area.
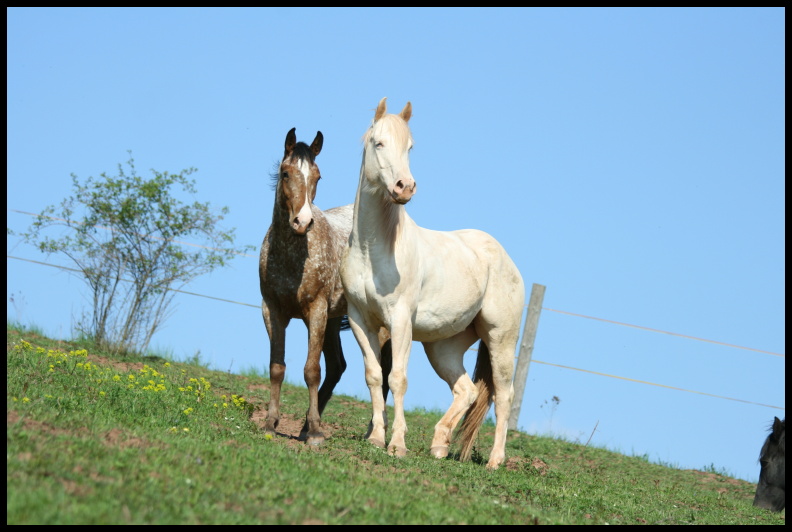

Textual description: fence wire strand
[6,251,784,411]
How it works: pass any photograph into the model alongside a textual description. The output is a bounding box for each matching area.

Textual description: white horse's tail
[456,341,494,462]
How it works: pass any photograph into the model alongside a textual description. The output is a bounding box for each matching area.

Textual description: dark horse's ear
[310,131,323,157]
[772,417,784,435]
[285,127,297,157]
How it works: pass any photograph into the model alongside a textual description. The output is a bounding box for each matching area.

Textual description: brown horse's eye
[281,171,289,180]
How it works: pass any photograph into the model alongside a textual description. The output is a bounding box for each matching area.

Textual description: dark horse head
[274,127,323,235]
[753,416,785,512]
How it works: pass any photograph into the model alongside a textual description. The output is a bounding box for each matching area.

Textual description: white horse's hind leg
[477,326,520,470]
[475,253,524,470]
[423,327,479,459]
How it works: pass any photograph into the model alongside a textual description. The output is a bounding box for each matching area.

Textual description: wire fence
[6,253,785,411]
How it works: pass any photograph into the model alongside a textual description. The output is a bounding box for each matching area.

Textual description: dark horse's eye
[281,171,289,180]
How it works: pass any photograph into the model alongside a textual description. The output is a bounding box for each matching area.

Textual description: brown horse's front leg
[302,306,329,445]
[266,360,285,435]
[263,307,287,437]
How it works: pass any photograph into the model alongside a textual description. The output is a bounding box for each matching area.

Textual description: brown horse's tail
[457,340,494,462]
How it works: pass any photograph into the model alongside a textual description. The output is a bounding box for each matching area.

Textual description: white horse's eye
[375,141,384,148]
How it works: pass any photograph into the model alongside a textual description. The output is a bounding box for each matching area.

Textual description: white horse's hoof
[430,446,449,459]
[368,437,386,449]
[485,461,502,471]
[388,445,408,458]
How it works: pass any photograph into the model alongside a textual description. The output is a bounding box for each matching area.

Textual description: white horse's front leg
[347,306,388,448]
[386,313,413,458]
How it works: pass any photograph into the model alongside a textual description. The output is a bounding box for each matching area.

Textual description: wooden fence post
[509,283,546,431]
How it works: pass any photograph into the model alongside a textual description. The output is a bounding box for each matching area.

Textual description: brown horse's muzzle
[291,218,313,235]
[290,200,314,234]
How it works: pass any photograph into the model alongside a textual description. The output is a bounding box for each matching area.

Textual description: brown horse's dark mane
[269,141,317,191]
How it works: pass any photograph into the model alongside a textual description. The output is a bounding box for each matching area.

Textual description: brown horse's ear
[400,101,412,123]
[285,127,297,157]
[310,131,323,157]
[375,97,388,121]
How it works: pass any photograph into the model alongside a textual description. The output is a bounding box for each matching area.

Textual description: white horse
[340,97,526,470]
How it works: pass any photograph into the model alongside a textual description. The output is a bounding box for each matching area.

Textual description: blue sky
[7,7,784,483]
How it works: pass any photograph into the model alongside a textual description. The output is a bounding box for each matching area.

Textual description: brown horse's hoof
[430,446,449,459]
[306,436,325,446]
[368,437,386,449]
[388,444,408,458]
[301,430,325,446]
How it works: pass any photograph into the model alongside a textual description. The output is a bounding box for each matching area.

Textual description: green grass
[6,323,784,525]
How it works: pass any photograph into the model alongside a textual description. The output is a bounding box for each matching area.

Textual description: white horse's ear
[400,102,412,123]
[375,97,388,121]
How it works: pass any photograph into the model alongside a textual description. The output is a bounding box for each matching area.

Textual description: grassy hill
[6,323,784,525]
